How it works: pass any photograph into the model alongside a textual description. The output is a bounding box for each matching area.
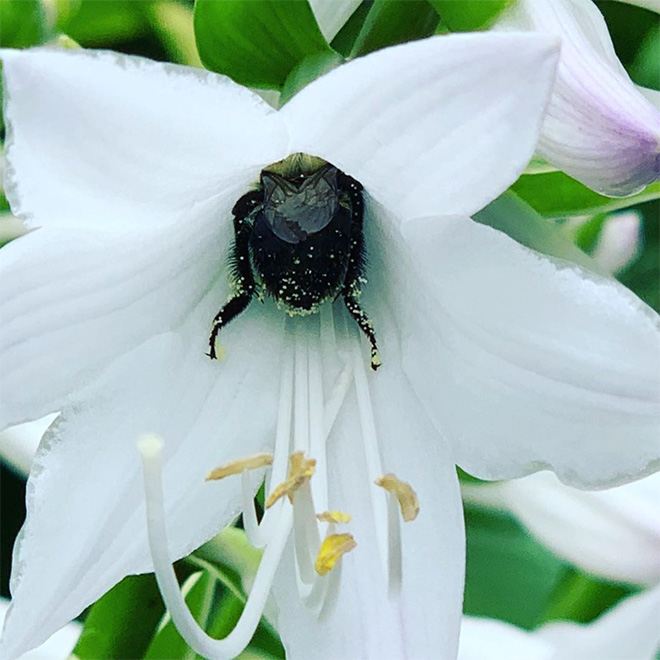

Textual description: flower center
[138,307,418,659]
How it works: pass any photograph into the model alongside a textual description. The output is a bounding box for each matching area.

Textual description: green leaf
[429,0,510,31]
[0,0,48,48]
[194,0,333,89]
[330,1,371,56]
[463,502,568,629]
[474,193,608,276]
[147,0,203,67]
[350,0,438,58]
[73,573,167,660]
[280,51,344,105]
[540,567,637,624]
[512,173,660,218]
[145,571,216,660]
[61,0,150,47]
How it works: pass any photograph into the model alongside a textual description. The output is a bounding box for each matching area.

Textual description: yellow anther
[314,533,357,576]
[375,473,420,522]
[206,453,273,481]
[265,452,316,508]
[316,510,351,524]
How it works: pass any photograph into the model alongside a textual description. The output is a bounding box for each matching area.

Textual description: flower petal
[0,48,288,230]
[308,0,362,41]
[0,598,82,660]
[0,297,286,658]
[273,314,464,659]
[463,471,660,586]
[0,190,237,431]
[496,0,660,196]
[0,416,55,477]
[280,33,558,219]
[459,616,554,660]
[367,203,660,487]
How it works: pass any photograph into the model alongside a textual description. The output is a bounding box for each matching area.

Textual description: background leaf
[429,0,510,31]
[194,0,333,89]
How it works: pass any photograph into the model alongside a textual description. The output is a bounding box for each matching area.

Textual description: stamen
[265,452,316,508]
[308,326,328,513]
[314,534,357,576]
[138,434,292,660]
[375,474,420,522]
[316,511,351,524]
[206,454,273,481]
[352,343,389,580]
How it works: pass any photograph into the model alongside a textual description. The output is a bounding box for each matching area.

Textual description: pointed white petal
[539,585,660,660]
[366,202,660,487]
[463,471,660,586]
[459,616,554,660]
[308,0,361,41]
[274,317,464,659]
[0,48,287,230]
[281,33,558,219]
[0,298,286,659]
[0,190,240,431]
[497,0,660,196]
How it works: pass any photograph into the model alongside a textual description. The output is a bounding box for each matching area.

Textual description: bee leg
[339,173,380,371]
[208,193,260,360]
[343,292,381,371]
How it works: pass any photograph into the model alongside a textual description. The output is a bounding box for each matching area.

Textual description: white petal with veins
[0,48,288,230]
[367,204,660,488]
[281,33,558,219]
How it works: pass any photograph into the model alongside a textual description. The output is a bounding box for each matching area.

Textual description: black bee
[208,153,380,370]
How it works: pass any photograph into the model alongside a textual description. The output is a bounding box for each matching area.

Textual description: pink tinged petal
[459,617,554,660]
[591,211,642,275]
[538,585,660,659]
[0,298,286,659]
[367,204,660,488]
[280,33,559,219]
[0,189,244,431]
[0,48,288,230]
[464,471,660,586]
[497,0,660,196]
[308,0,362,41]
[273,299,464,659]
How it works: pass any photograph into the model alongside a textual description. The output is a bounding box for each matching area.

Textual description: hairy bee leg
[338,173,380,371]
[208,293,253,359]
[343,294,381,371]
[208,191,260,360]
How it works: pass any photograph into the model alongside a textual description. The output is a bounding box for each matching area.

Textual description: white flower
[591,211,643,275]
[496,0,660,196]
[0,34,658,660]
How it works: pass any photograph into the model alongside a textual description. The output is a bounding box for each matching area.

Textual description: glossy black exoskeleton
[208,154,380,370]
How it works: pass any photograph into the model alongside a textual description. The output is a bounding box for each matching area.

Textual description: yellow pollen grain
[375,473,420,522]
[265,452,316,508]
[314,533,357,576]
[213,338,227,361]
[206,453,273,481]
[316,510,351,524]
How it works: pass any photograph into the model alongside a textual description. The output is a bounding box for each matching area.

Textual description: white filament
[138,438,293,660]
[352,341,391,587]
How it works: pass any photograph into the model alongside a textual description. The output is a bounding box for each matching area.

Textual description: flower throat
[207,152,381,370]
